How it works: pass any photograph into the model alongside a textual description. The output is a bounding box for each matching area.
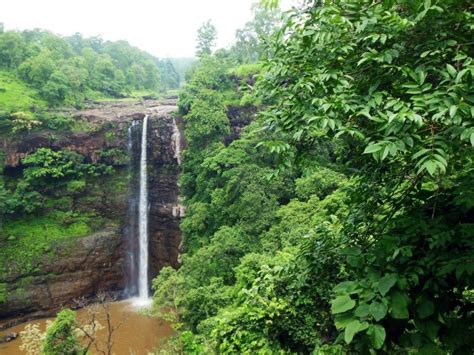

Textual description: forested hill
[0,26,188,111]
[152,0,474,354]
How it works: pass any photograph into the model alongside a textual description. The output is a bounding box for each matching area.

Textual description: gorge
[0,98,183,329]
[1,1,472,352]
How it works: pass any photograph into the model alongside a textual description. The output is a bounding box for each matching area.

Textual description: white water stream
[137,115,150,305]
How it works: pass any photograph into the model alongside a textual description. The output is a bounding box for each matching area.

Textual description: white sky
[1,0,296,58]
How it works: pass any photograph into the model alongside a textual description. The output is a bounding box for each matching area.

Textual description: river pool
[0,300,173,355]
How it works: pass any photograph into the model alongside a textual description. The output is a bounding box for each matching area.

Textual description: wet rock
[0,228,124,326]
[0,332,17,343]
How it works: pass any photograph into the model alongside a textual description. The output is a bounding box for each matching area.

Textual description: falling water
[171,118,182,165]
[137,115,150,304]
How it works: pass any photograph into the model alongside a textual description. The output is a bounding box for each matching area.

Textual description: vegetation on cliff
[153,0,474,353]
[0,144,129,280]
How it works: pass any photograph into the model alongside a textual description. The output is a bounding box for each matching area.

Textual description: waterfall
[137,115,150,304]
[171,118,182,165]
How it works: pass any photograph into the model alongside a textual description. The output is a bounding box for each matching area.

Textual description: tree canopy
[0,29,184,108]
[196,20,218,58]
[153,0,474,353]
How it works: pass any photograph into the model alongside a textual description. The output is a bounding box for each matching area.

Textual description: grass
[222,89,242,107]
[0,211,104,277]
[228,63,262,78]
[0,70,46,112]
[0,283,6,304]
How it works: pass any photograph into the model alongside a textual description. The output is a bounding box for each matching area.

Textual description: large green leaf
[377,275,397,296]
[367,324,386,349]
[334,313,356,330]
[331,295,356,314]
[344,320,368,344]
[369,301,388,321]
[390,291,410,319]
[355,304,370,317]
[417,300,435,319]
[363,143,382,154]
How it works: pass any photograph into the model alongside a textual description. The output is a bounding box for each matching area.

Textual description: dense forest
[152,0,474,353]
[0,26,183,110]
[0,0,473,354]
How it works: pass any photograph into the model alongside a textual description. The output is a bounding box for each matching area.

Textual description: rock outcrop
[0,228,124,329]
[2,100,164,168]
[148,111,184,278]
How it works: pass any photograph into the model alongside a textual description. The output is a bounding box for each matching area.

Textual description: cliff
[0,99,183,328]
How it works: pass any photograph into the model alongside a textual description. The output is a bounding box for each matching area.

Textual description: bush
[43,309,84,355]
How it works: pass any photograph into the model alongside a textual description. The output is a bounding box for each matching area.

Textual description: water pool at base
[0,300,173,355]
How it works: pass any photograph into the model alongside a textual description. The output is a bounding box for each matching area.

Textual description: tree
[10,111,41,133]
[42,309,84,355]
[157,59,180,90]
[230,3,282,63]
[41,70,71,106]
[0,31,26,69]
[18,49,55,86]
[196,20,217,58]
[256,0,474,352]
[59,58,89,107]
[74,293,125,355]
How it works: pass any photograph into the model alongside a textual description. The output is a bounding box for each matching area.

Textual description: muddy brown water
[0,300,173,355]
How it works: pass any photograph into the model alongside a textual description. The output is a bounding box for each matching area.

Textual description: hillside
[0,70,46,112]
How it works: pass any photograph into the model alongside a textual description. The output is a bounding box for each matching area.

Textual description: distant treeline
[0,25,193,107]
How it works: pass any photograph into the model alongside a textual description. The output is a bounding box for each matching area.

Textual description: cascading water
[137,115,150,304]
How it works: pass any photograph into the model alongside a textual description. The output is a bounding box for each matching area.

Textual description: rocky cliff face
[123,103,184,295]
[2,100,160,168]
[0,99,183,328]
[0,228,124,328]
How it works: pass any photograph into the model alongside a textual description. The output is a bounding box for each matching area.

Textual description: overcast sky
[1,0,296,58]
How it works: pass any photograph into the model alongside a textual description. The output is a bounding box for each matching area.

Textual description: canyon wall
[0,99,183,328]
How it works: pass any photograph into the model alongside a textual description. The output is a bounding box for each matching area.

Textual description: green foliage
[0,144,119,279]
[0,282,6,304]
[153,0,474,353]
[196,20,217,58]
[22,148,113,187]
[0,29,181,108]
[259,0,474,178]
[43,309,84,355]
[155,37,347,353]
[0,70,46,113]
[167,57,196,84]
[9,111,41,134]
[157,59,180,90]
[228,63,262,78]
[185,92,230,148]
[229,3,283,63]
[254,0,474,353]
[0,211,100,276]
[295,167,346,200]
